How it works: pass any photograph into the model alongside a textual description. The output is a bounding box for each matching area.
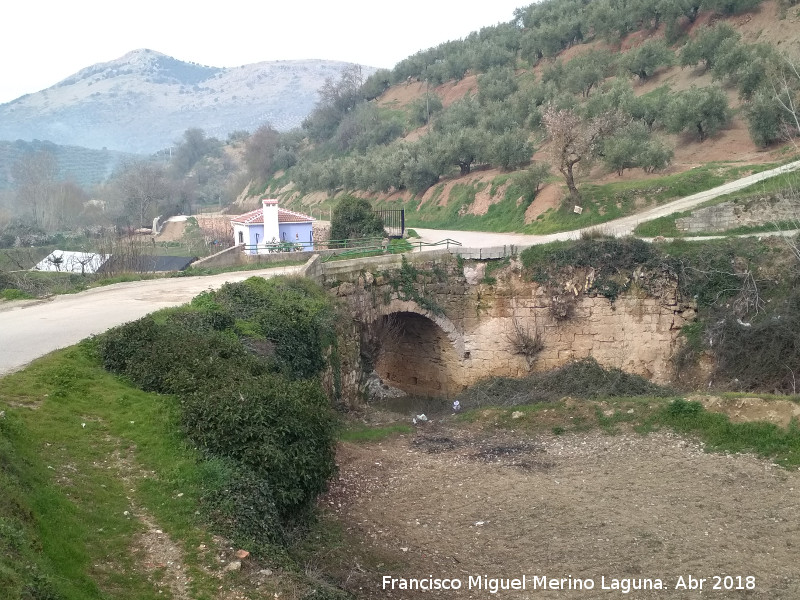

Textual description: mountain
[0,139,137,191]
[0,49,376,153]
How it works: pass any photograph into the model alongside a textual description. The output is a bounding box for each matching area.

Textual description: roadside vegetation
[0,275,356,599]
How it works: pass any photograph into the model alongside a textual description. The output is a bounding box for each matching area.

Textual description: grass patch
[633,212,688,237]
[644,398,800,468]
[522,163,777,235]
[458,394,800,467]
[397,176,535,233]
[0,344,227,599]
[0,288,34,300]
[339,423,414,443]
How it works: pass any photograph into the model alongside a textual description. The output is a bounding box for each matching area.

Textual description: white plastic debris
[416,414,428,422]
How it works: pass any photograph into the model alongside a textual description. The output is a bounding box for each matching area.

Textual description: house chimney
[262,199,280,244]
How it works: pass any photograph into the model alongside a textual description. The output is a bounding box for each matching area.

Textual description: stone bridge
[301,249,695,401]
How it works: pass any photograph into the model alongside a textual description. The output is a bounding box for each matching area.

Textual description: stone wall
[676,196,800,234]
[327,254,694,400]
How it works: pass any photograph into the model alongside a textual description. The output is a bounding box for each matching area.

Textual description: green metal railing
[320,238,463,262]
[244,236,463,262]
[410,238,462,252]
[243,237,385,254]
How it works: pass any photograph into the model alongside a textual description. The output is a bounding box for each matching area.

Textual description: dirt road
[413,159,800,248]
[0,264,301,376]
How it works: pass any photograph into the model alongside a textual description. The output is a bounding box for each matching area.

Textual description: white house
[231,199,315,254]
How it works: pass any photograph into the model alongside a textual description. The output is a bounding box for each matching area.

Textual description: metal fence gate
[374,209,405,238]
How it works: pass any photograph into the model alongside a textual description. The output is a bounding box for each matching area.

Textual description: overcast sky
[0,0,527,104]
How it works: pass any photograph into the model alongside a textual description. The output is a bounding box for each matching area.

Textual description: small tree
[329,196,385,244]
[435,128,491,176]
[171,128,221,176]
[542,106,623,197]
[244,124,280,183]
[745,87,789,147]
[490,130,533,171]
[629,85,673,131]
[666,85,731,141]
[620,39,674,81]
[117,161,170,228]
[517,162,551,203]
[408,93,443,127]
[680,23,739,70]
[602,123,673,175]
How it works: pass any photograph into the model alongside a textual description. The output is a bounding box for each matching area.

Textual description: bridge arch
[364,299,465,398]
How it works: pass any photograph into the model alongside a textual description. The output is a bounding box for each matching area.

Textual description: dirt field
[324,423,800,599]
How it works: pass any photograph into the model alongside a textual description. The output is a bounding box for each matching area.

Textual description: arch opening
[366,311,462,398]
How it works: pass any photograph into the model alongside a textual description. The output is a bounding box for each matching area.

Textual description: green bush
[97,276,339,547]
[329,196,386,244]
[183,375,337,522]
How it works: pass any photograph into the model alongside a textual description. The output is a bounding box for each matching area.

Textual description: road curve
[0,264,302,377]
[413,159,800,248]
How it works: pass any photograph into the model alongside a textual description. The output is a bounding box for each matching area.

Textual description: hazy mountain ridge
[0,49,376,153]
[0,140,138,191]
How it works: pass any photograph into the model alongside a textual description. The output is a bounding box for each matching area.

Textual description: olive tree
[666,85,731,141]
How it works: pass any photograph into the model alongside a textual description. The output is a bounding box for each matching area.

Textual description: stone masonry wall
[327,254,694,400]
[675,196,800,234]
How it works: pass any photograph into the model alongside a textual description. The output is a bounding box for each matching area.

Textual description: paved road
[0,264,302,376]
[413,159,800,248]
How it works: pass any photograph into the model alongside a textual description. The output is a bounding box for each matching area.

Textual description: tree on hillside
[361,68,392,101]
[491,130,534,171]
[542,106,623,197]
[680,23,739,70]
[302,65,366,143]
[563,50,615,97]
[172,128,221,176]
[435,128,492,176]
[517,162,551,203]
[666,85,731,141]
[629,85,673,131]
[600,122,673,175]
[329,196,385,244]
[244,124,280,183]
[770,59,800,148]
[584,79,636,119]
[408,93,443,127]
[11,150,58,229]
[478,66,519,104]
[620,39,674,81]
[745,87,790,147]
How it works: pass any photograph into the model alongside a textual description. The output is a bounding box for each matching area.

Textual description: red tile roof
[230,207,314,225]
[278,208,315,223]
[230,207,263,225]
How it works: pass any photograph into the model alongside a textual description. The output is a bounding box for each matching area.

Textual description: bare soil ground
[324,422,800,599]
[156,219,187,242]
